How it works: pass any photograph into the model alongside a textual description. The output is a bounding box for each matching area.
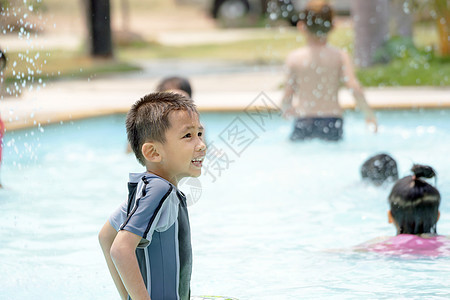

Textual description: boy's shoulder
[129,172,174,196]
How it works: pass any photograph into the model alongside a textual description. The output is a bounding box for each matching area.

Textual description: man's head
[126,92,199,166]
[299,0,334,36]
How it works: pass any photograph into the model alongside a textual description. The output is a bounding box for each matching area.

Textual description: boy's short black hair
[388,164,440,234]
[361,153,399,186]
[126,92,198,165]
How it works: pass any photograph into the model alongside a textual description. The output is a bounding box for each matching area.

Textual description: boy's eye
[198,132,203,137]
[183,133,192,138]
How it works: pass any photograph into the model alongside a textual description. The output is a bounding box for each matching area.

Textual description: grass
[115,23,449,87]
[2,49,140,97]
[2,9,448,93]
[358,57,450,87]
[116,26,353,64]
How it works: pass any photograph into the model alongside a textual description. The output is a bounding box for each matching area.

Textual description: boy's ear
[437,211,440,222]
[387,210,394,224]
[142,142,161,163]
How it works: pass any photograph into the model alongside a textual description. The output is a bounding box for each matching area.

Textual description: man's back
[285,44,343,118]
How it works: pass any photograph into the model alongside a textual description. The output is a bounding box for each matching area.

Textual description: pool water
[1,110,449,299]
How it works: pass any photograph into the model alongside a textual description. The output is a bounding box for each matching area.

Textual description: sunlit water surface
[1,110,449,299]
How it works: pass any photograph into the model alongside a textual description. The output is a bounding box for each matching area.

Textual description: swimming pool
[1,110,449,299]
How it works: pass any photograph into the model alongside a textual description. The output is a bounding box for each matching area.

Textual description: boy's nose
[196,140,206,152]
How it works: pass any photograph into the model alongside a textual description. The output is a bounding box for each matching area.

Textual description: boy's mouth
[191,156,204,168]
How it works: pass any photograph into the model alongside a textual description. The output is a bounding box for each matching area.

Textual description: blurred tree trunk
[390,0,413,38]
[435,0,450,56]
[85,0,113,57]
[351,0,390,67]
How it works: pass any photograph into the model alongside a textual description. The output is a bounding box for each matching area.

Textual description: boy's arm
[98,221,128,300]
[341,50,377,132]
[111,230,151,300]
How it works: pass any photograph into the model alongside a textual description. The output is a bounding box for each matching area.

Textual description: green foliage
[0,0,46,12]
[358,35,450,86]
[373,36,422,64]
[357,54,450,87]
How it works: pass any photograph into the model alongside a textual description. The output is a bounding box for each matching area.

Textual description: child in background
[354,164,450,257]
[360,153,398,186]
[156,76,193,99]
[99,92,206,299]
[281,0,377,141]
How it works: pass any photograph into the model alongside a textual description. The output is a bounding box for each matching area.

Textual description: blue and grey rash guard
[109,172,192,300]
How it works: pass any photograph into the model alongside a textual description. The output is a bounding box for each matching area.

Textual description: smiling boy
[98,92,206,300]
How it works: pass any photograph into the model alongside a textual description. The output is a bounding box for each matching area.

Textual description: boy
[99,92,206,300]
[126,76,193,154]
[281,0,377,141]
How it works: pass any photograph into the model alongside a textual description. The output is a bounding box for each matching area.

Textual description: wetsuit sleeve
[119,179,175,247]
[109,200,128,232]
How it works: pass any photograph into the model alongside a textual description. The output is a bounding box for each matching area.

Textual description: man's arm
[98,221,128,300]
[281,79,295,118]
[281,65,295,118]
[280,54,296,118]
[341,50,377,132]
[111,230,151,300]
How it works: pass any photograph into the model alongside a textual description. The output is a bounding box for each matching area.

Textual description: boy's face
[157,110,206,185]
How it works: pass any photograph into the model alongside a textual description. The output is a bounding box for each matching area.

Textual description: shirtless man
[281,0,377,141]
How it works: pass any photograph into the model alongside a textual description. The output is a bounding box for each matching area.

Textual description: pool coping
[1,74,449,131]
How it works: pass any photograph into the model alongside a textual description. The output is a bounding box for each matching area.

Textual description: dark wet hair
[156,76,192,98]
[299,0,334,36]
[126,92,198,166]
[388,164,440,235]
[361,153,399,186]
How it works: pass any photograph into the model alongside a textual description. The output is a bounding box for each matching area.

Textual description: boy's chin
[180,171,202,180]
[190,171,202,178]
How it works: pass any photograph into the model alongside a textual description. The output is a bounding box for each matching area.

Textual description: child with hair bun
[355,164,450,257]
